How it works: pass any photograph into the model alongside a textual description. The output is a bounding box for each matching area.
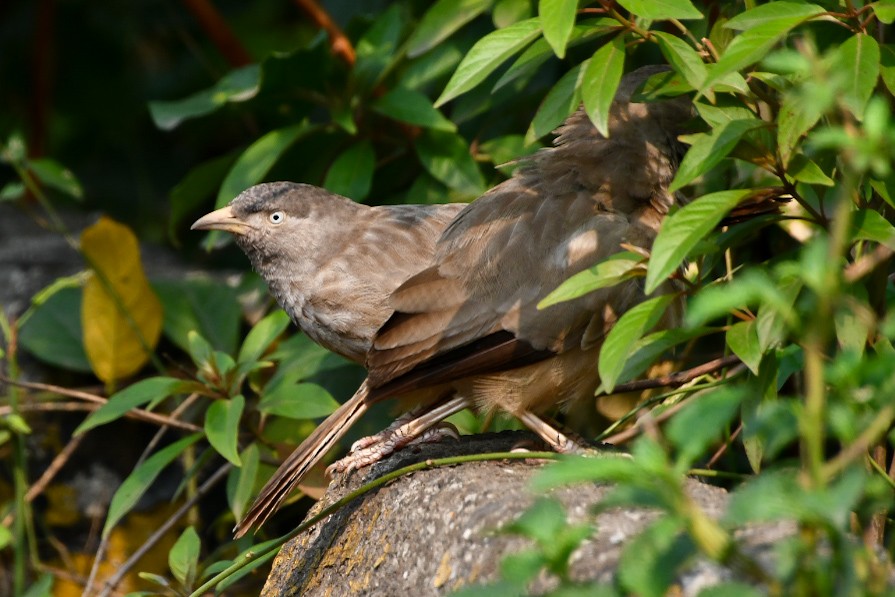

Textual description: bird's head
[191,182,354,265]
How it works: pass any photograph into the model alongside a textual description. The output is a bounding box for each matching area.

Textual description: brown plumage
[195,65,694,537]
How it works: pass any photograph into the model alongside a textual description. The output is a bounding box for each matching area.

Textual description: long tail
[234,380,370,537]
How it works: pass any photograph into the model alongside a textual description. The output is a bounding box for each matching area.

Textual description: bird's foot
[327,422,460,477]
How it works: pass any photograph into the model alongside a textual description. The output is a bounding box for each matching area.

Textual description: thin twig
[181,0,252,66]
[292,0,356,65]
[0,376,201,432]
[599,355,741,395]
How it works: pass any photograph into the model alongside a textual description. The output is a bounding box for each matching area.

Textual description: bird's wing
[365,176,645,389]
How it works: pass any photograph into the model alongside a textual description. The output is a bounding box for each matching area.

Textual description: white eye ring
[269,211,285,224]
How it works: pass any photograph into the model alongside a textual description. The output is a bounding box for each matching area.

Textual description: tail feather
[234,381,371,537]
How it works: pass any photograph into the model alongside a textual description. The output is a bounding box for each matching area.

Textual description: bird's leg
[515,411,591,453]
[349,404,434,452]
[327,394,472,476]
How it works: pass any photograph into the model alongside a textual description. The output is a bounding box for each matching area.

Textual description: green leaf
[532,453,639,490]
[22,574,53,597]
[227,443,259,521]
[777,88,827,168]
[505,497,567,546]
[582,36,625,138]
[323,140,376,201]
[706,2,825,88]
[169,526,201,587]
[258,382,339,419]
[435,18,542,107]
[786,153,834,186]
[875,1,895,24]
[526,60,588,142]
[238,309,291,365]
[646,189,752,293]
[168,154,236,242]
[216,122,312,209]
[671,119,766,191]
[205,395,245,466]
[539,251,643,308]
[834,33,880,120]
[599,294,678,392]
[75,377,189,435]
[0,181,24,201]
[153,278,242,356]
[726,320,761,374]
[686,270,795,329]
[653,32,707,91]
[19,286,91,372]
[666,386,744,467]
[617,0,702,20]
[102,433,202,539]
[618,517,693,597]
[407,0,493,58]
[28,158,83,199]
[699,583,765,597]
[354,5,404,92]
[149,65,261,130]
[539,0,577,59]
[851,209,895,249]
[880,44,895,96]
[415,129,486,196]
[372,88,457,132]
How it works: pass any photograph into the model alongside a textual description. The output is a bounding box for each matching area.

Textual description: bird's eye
[269,211,285,225]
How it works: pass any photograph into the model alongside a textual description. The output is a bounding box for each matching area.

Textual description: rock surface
[262,432,792,596]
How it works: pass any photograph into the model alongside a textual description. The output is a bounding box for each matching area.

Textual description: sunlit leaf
[671,119,766,191]
[582,36,625,138]
[238,309,291,365]
[28,158,83,199]
[539,0,577,59]
[526,60,588,142]
[436,18,542,106]
[646,189,752,293]
[618,0,702,20]
[81,217,163,383]
[599,294,678,391]
[407,0,493,57]
[539,251,643,308]
[833,33,880,120]
[726,320,761,374]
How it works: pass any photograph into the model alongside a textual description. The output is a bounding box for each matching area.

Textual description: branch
[600,355,741,395]
[181,0,253,67]
[292,0,356,66]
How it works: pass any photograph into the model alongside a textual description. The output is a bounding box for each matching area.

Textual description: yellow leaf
[81,217,162,383]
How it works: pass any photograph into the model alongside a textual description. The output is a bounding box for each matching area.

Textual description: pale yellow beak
[191,205,253,235]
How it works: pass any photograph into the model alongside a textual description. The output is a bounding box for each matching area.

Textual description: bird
[214,65,695,537]
[191,183,466,364]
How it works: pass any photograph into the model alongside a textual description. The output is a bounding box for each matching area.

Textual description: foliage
[2,0,895,594]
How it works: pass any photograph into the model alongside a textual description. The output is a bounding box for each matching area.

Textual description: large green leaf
[372,87,457,131]
[435,18,542,106]
[539,0,577,59]
[323,140,376,201]
[237,309,291,365]
[581,36,625,138]
[153,278,242,356]
[258,382,340,419]
[407,0,493,57]
[598,294,678,392]
[538,251,644,308]
[354,5,405,92]
[415,129,486,195]
[653,32,707,91]
[671,119,766,191]
[705,2,825,88]
[19,285,91,373]
[102,433,202,539]
[617,0,702,20]
[526,60,588,142]
[666,386,744,467]
[833,33,880,120]
[645,189,753,293]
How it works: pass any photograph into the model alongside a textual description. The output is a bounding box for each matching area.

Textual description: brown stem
[181,0,253,67]
[0,376,202,433]
[599,355,741,395]
[292,0,356,66]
